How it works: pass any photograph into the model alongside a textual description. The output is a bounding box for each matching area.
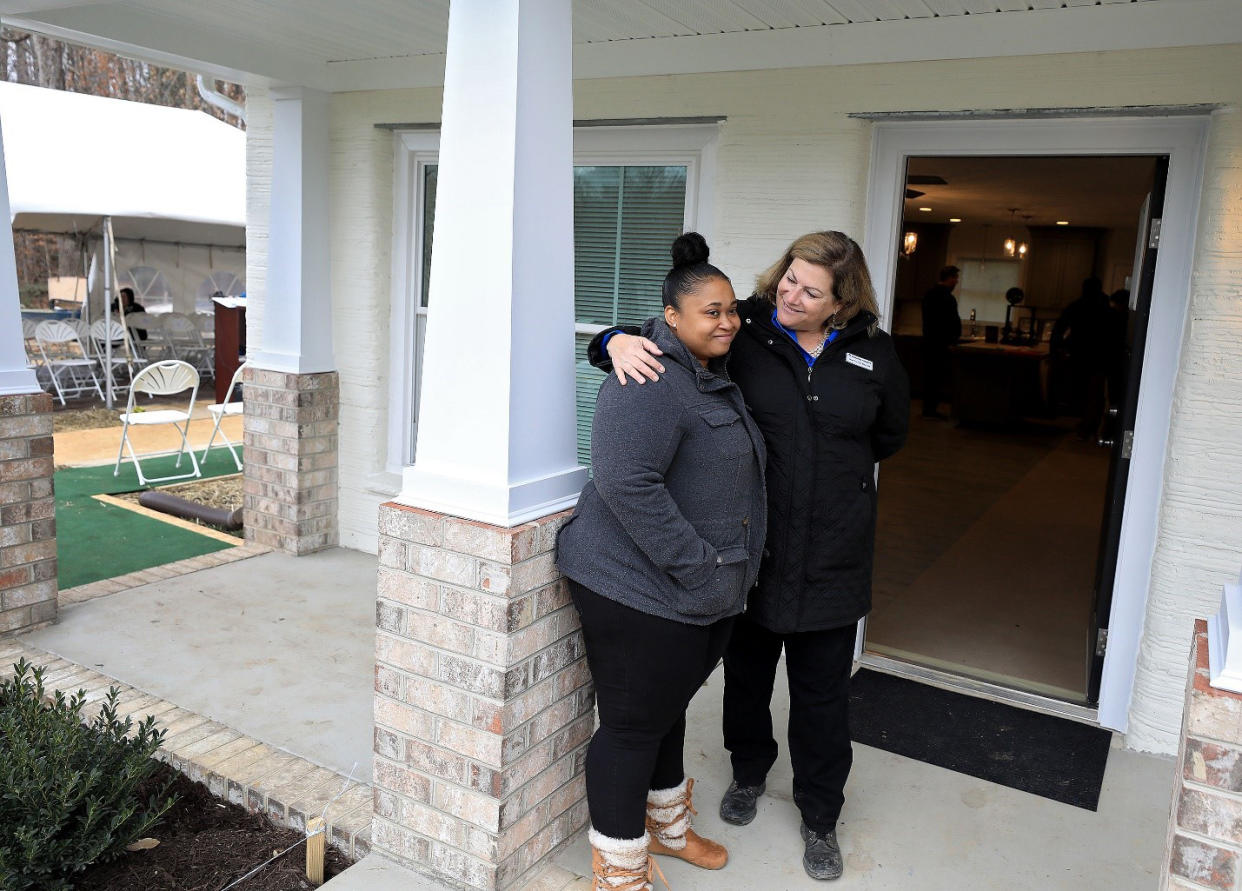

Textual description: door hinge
[1149,218,1162,249]
[1096,627,1109,658]
[1121,430,1134,459]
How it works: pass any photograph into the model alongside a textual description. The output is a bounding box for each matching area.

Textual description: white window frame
[384,123,719,477]
[859,114,1209,733]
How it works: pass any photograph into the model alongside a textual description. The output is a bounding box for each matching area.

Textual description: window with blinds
[418,162,689,467]
[572,165,688,464]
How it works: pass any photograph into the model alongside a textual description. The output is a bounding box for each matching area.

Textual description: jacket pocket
[698,406,753,459]
[682,545,750,617]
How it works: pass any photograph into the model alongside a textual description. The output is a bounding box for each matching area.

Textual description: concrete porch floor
[24,548,377,777]
[18,546,1176,889]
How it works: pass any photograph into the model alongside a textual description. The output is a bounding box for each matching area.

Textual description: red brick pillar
[371,503,592,890]
[0,392,56,636]
[1163,620,1242,890]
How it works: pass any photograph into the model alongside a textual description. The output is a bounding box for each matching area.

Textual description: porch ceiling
[1,0,1238,91]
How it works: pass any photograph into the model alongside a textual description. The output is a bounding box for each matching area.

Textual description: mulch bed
[75,765,352,890]
[114,475,244,539]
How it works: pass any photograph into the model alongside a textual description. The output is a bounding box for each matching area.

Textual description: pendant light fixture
[1003,208,1019,258]
[902,230,918,256]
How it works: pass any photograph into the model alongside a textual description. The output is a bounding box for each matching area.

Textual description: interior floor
[866,407,1111,701]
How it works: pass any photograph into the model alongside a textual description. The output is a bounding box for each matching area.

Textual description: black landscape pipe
[138,490,243,531]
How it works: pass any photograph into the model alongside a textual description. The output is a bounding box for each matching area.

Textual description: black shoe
[718,780,765,825]
[800,822,843,880]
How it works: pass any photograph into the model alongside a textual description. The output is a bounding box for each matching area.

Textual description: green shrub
[0,658,177,890]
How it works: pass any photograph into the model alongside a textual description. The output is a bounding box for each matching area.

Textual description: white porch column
[398,0,587,527]
[373,3,591,889]
[247,86,333,374]
[0,118,39,397]
[0,114,57,638]
[241,86,339,555]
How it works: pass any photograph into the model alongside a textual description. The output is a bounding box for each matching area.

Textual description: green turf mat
[56,449,242,589]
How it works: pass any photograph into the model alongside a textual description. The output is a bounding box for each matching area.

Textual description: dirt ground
[76,765,352,890]
[53,405,122,433]
[51,395,215,433]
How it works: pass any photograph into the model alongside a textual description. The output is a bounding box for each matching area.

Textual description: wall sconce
[902,231,918,256]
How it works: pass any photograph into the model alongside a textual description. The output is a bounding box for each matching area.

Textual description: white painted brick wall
[1127,106,1242,754]
[244,44,1242,754]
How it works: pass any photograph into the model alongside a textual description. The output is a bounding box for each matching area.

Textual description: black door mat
[848,669,1112,810]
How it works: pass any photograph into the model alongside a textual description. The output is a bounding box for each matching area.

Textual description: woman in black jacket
[591,231,909,881]
[559,234,767,890]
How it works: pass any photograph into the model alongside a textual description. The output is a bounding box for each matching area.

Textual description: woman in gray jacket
[557,233,766,890]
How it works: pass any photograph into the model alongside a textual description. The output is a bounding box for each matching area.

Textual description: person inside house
[920,264,961,419]
[556,233,767,890]
[1052,276,1112,439]
[110,286,147,340]
[590,231,909,881]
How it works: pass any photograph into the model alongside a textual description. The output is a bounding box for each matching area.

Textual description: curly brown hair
[755,231,879,334]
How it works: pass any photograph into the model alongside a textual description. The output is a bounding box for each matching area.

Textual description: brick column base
[1,392,56,636]
[372,504,592,890]
[242,368,338,555]
[1162,620,1242,890]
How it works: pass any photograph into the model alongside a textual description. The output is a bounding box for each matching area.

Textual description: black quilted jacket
[589,294,909,633]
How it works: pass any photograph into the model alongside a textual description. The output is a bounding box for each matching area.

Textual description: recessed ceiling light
[918,207,932,212]
[1056,220,1070,226]
[949,218,962,223]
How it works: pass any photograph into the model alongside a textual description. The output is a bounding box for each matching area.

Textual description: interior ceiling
[903,156,1158,230]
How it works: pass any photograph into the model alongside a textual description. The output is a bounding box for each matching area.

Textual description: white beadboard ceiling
[1,0,1236,90]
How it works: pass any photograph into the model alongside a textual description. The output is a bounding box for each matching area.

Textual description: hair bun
[671,232,710,269]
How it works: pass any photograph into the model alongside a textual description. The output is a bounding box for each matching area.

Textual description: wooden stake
[306,816,326,886]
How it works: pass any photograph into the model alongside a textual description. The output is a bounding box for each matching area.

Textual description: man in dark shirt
[1052,277,1112,438]
[921,265,961,419]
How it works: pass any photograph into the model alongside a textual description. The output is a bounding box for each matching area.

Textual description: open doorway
[864,154,1162,704]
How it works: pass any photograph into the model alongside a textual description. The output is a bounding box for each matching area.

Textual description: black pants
[922,345,952,416]
[570,580,735,839]
[722,613,856,834]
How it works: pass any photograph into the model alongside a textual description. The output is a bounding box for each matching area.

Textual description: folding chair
[89,318,145,395]
[162,312,214,379]
[201,361,246,470]
[114,360,202,486]
[34,320,104,405]
[128,312,171,361]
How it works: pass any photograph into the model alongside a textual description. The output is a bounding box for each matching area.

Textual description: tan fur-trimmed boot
[646,777,729,870]
[589,829,665,891]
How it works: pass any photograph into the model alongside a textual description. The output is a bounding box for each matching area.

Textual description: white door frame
[859,114,1209,732]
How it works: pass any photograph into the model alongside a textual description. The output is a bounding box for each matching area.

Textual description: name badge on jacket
[845,353,873,371]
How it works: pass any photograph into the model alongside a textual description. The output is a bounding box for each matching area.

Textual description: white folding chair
[89,318,145,395]
[123,311,154,360]
[130,312,172,361]
[201,361,246,470]
[162,312,214,379]
[34,320,104,405]
[114,360,202,486]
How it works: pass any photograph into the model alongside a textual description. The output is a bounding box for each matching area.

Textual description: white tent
[2,80,245,403]
[2,80,245,246]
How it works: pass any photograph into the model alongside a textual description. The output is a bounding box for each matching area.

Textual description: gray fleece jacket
[556,317,767,625]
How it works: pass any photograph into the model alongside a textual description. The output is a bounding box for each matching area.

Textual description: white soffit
[2,0,1239,91]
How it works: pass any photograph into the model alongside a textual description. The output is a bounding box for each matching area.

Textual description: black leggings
[569,580,735,839]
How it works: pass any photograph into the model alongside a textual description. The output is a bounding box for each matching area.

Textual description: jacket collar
[640,316,734,392]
